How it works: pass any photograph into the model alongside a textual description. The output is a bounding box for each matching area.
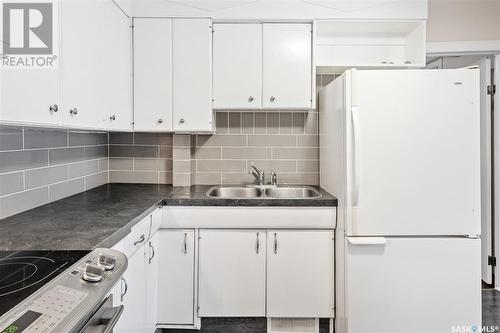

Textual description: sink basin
[207,187,262,198]
[264,187,321,199]
[206,186,321,199]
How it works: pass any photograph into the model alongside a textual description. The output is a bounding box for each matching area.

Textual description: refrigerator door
[348,69,481,236]
[345,237,481,333]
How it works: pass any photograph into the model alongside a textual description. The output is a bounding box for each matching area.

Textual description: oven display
[1,311,42,333]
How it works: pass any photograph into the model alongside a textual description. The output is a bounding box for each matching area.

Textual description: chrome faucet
[249,165,265,185]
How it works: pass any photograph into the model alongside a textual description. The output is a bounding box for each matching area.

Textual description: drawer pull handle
[134,234,145,246]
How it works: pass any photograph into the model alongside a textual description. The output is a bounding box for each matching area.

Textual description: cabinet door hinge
[488,256,497,267]
[488,85,496,95]
[197,306,200,316]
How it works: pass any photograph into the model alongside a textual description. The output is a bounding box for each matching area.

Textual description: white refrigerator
[320,69,482,333]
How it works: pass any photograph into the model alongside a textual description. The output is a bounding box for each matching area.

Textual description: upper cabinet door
[61,0,107,129]
[1,68,61,126]
[213,24,262,109]
[172,19,213,132]
[262,23,312,109]
[100,0,132,131]
[61,0,131,130]
[134,18,173,132]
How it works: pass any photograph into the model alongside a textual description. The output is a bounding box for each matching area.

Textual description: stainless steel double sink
[206,186,322,199]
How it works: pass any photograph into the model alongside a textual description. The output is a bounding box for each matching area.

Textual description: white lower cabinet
[112,211,160,333]
[157,229,196,325]
[198,229,267,317]
[146,231,159,331]
[267,230,334,318]
[114,243,148,333]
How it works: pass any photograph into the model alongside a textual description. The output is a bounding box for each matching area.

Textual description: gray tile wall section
[0,126,108,219]
[108,132,173,185]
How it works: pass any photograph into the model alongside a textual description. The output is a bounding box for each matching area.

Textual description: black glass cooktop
[0,250,89,317]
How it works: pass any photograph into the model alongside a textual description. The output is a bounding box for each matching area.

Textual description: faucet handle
[271,171,278,186]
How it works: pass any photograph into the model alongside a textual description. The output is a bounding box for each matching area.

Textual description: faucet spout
[248,165,265,185]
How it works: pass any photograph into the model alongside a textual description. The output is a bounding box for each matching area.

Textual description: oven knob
[82,263,105,282]
[97,253,116,271]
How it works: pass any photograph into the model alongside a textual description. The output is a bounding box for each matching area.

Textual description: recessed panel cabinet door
[157,230,195,325]
[213,23,262,109]
[267,230,334,318]
[172,19,213,132]
[198,229,266,317]
[262,23,312,109]
[133,18,173,132]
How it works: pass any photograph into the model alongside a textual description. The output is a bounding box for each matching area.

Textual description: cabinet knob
[269,96,276,103]
[110,115,116,121]
[248,96,254,102]
[70,108,78,115]
[49,104,58,112]
[179,118,185,124]
[157,118,163,124]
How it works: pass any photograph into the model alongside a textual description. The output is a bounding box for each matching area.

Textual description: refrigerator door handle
[351,106,361,206]
[347,237,386,245]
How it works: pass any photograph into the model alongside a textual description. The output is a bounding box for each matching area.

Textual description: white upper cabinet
[316,20,426,73]
[213,24,262,109]
[133,18,173,132]
[262,23,313,109]
[172,19,213,132]
[62,0,131,131]
[212,23,313,110]
[1,68,61,126]
[1,0,131,130]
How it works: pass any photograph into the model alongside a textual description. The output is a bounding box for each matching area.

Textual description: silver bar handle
[134,234,145,246]
[183,232,188,254]
[120,277,128,302]
[273,233,278,254]
[149,241,155,264]
[255,232,260,254]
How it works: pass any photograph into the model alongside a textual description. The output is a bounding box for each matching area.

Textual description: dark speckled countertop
[0,184,337,251]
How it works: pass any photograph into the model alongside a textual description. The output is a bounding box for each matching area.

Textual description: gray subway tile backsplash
[0,172,24,196]
[0,126,23,151]
[0,127,109,219]
[24,128,68,149]
[0,150,48,173]
[25,165,68,189]
[49,178,85,202]
[49,147,85,165]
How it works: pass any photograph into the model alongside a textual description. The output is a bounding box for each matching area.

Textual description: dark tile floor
[161,291,500,332]
[161,318,330,333]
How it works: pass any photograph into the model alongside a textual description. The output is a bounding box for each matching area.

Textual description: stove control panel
[0,248,127,333]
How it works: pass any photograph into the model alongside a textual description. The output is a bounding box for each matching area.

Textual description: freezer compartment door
[348,69,481,236]
[345,237,481,333]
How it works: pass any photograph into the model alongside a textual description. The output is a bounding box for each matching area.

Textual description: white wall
[427,0,500,42]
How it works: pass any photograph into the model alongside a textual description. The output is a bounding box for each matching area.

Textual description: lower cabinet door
[198,229,266,317]
[113,247,148,333]
[146,231,159,331]
[157,229,195,325]
[267,230,334,318]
